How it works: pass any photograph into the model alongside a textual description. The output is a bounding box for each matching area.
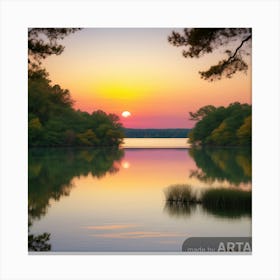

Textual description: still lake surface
[29,138,251,252]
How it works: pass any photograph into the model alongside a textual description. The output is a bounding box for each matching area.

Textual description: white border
[1,0,279,279]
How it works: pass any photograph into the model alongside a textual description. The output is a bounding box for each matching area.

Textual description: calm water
[29,138,251,252]
[122,138,190,148]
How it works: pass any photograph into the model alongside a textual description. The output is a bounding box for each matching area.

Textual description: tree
[188,103,251,146]
[28,28,81,70]
[77,129,99,146]
[28,117,43,144]
[237,115,252,145]
[189,105,216,121]
[28,28,125,147]
[168,28,251,81]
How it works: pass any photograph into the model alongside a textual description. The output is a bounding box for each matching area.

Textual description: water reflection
[29,147,124,221]
[202,204,251,219]
[28,145,251,252]
[121,160,130,169]
[28,232,51,251]
[189,147,251,186]
[28,147,124,251]
[164,201,196,218]
[164,201,251,219]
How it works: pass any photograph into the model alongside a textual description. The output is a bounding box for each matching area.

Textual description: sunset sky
[43,28,251,128]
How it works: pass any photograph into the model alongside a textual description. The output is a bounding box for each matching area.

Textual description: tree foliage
[28,28,81,70]
[237,115,252,146]
[168,28,251,81]
[28,28,124,147]
[188,102,251,146]
[28,69,125,147]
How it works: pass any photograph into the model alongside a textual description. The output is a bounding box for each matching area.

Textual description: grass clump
[164,184,251,218]
[164,184,199,203]
[164,201,196,217]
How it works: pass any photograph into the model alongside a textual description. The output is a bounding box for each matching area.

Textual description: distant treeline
[124,128,191,138]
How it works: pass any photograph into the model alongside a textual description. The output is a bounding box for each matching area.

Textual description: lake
[28,138,251,253]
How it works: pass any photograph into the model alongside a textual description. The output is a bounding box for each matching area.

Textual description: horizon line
[124,127,192,130]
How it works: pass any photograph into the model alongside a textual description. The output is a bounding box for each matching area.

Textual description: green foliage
[28,70,124,147]
[28,118,43,144]
[189,105,216,121]
[168,28,251,81]
[237,115,252,145]
[188,103,251,146]
[28,28,123,147]
[77,129,99,146]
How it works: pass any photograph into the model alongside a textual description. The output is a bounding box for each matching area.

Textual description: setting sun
[122,111,131,118]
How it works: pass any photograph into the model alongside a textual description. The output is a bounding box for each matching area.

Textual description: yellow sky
[43,28,251,128]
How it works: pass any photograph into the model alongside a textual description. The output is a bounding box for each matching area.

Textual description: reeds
[201,188,251,217]
[164,184,199,203]
[164,184,251,218]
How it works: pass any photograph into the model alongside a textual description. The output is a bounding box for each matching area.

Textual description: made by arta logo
[182,237,252,253]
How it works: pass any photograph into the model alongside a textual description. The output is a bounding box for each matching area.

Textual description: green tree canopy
[168,28,251,81]
[28,28,124,147]
[188,103,251,146]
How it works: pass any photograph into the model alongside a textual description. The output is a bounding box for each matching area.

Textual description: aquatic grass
[201,188,251,210]
[201,188,251,218]
[202,204,251,218]
[164,200,196,217]
[164,184,199,203]
[164,184,252,218]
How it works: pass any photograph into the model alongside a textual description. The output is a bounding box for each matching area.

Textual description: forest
[28,28,125,147]
[188,102,251,146]
[28,70,125,147]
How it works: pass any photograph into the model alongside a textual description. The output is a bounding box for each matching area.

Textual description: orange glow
[84,224,139,230]
[121,160,130,169]
[90,231,187,239]
[50,149,251,227]
[43,28,251,128]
